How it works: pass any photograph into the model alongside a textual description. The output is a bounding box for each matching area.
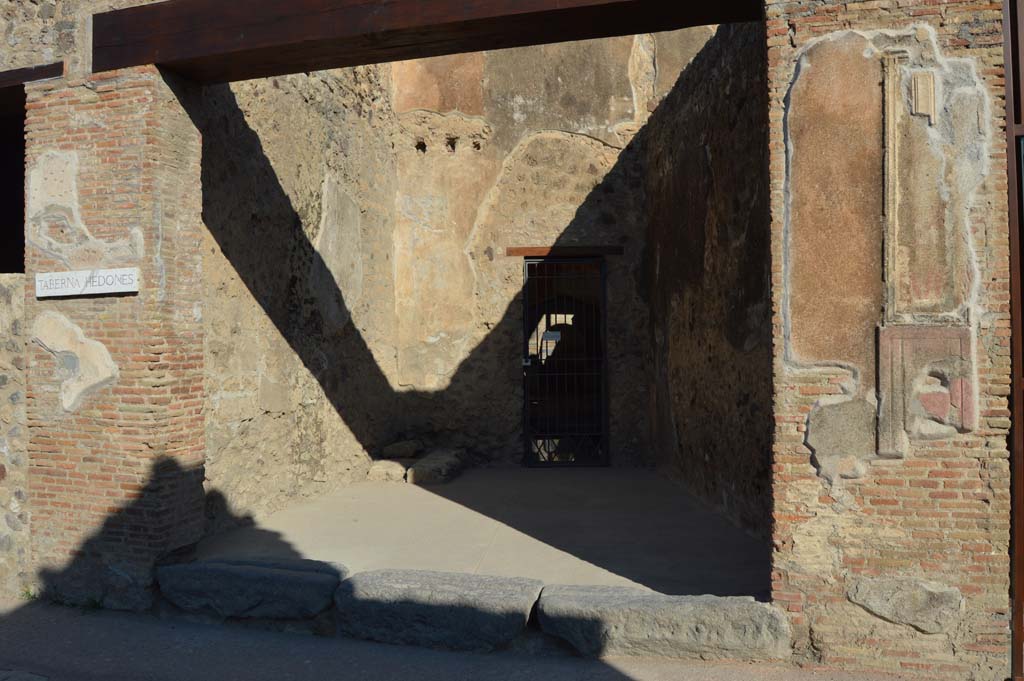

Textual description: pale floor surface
[0,599,908,681]
[198,467,771,597]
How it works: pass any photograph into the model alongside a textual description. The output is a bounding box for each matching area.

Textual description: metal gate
[522,258,609,466]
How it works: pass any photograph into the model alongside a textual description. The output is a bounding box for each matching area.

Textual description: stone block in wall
[878,325,976,458]
[847,577,963,635]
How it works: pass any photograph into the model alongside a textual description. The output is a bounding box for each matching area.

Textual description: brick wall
[766,1,1011,678]
[23,66,204,610]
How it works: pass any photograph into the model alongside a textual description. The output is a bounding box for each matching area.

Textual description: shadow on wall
[35,457,299,610]
[0,458,641,681]
[177,23,772,597]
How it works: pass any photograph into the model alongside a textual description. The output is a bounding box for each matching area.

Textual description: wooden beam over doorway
[93,0,762,84]
[506,246,625,258]
[0,63,63,117]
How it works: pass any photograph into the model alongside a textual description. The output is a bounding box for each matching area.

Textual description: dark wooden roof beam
[92,0,763,84]
[0,62,63,117]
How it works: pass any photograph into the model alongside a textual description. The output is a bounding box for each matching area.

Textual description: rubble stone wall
[641,22,774,536]
[0,274,27,598]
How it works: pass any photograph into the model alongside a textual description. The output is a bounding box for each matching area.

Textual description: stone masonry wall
[2,0,165,75]
[0,274,27,598]
[641,22,774,536]
[767,2,1010,679]
[197,68,401,524]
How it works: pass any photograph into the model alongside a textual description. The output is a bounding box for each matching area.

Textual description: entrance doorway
[522,258,609,466]
[0,82,26,274]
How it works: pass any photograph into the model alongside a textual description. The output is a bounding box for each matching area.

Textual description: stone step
[537,585,791,660]
[202,556,347,576]
[366,459,415,482]
[157,557,347,620]
[406,449,465,485]
[379,439,423,460]
[334,569,543,652]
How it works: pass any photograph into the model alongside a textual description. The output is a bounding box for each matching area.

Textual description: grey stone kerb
[538,585,792,660]
[334,570,543,652]
[158,558,347,620]
[158,565,794,660]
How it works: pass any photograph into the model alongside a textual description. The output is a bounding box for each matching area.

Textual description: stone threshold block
[537,585,791,660]
[335,569,544,651]
[379,439,423,460]
[157,557,347,620]
[368,448,468,484]
[367,459,416,482]
[406,449,466,485]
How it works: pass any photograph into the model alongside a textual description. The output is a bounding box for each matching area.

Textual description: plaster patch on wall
[313,174,364,331]
[782,26,987,478]
[613,33,657,142]
[391,52,485,116]
[783,31,885,390]
[878,325,976,457]
[880,30,990,325]
[393,110,496,390]
[31,311,117,412]
[26,150,143,269]
[806,398,877,483]
[482,37,636,150]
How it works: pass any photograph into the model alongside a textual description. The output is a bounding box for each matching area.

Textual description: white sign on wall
[35,268,140,298]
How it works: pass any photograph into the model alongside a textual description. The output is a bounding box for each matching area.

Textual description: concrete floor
[198,468,771,598]
[0,599,908,681]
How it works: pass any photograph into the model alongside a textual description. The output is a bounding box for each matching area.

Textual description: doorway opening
[522,257,609,466]
[0,84,25,274]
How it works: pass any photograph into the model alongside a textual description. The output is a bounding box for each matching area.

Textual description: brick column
[765,2,1010,679]
[23,66,204,610]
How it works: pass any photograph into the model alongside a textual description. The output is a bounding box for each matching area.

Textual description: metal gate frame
[521,256,610,467]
